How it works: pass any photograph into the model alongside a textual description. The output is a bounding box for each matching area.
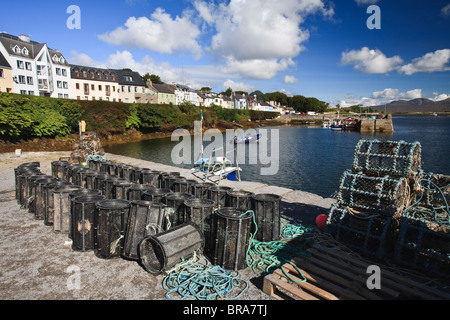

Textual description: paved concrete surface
[0,151,336,300]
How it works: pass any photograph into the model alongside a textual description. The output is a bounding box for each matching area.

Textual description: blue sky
[2,0,450,107]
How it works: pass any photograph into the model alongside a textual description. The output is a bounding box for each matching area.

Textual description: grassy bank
[0,92,278,152]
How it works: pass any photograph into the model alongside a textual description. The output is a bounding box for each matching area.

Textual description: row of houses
[0,33,282,112]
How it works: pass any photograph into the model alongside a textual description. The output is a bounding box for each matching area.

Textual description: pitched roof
[0,52,11,68]
[115,69,146,86]
[152,83,174,94]
[70,64,119,82]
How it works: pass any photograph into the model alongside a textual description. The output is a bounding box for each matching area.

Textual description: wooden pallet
[263,244,450,300]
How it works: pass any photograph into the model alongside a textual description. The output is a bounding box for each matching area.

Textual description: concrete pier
[0,151,336,300]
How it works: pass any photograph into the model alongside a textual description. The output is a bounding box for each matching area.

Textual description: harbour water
[104,115,450,198]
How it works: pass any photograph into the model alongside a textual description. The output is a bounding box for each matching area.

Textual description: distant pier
[269,114,394,133]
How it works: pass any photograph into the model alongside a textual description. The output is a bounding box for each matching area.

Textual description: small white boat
[192,156,242,181]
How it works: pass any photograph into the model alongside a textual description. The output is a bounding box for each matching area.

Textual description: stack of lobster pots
[14,157,284,277]
[324,139,449,280]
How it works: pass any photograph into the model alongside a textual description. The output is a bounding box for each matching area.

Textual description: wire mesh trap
[139,222,205,275]
[94,199,131,259]
[352,139,422,178]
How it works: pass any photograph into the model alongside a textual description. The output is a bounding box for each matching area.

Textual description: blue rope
[162,255,248,300]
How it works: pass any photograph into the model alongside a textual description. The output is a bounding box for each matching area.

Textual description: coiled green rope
[162,254,248,300]
[245,211,313,283]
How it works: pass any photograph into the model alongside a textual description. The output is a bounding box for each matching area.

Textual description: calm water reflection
[105,116,450,198]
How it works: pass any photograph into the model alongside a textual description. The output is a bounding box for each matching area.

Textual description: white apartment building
[173,84,199,106]
[0,33,71,98]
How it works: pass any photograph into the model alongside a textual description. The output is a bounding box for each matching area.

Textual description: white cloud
[441,4,450,16]
[221,57,294,80]
[432,92,450,101]
[194,0,334,79]
[222,79,255,93]
[330,88,424,108]
[340,47,404,74]
[399,49,450,75]
[284,75,299,84]
[98,8,202,59]
[372,88,422,101]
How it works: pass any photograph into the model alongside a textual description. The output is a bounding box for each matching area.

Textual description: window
[0,69,3,78]
[58,93,63,98]
[28,91,34,95]
[13,45,21,54]
[57,81,62,88]
[76,83,80,90]
[124,76,133,82]
[37,65,45,75]
[82,70,87,78]
[128,86,131,93]
[84,83,89,95]
[62,69,67,77]
[17,60,24,69]
[52,55,59,63]
[25,62,32,71]
[26,76,33,85]
[59,56,65,64]
[63,82,68,89]
[98,85,102,91]
[112,86,116,92]
[97,72,102,80]
[91,84,95,90]
[77,96,81,100]
[64,94,69,99]
[18,75,26,84]
[20,90,27,94]
[90,72,95,79]
[22,47,29,56]
[135,86,138,93]
[56,68,61,75]
[121,86,125,92]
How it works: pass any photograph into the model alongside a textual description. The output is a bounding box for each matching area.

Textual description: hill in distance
[373,98,450,113]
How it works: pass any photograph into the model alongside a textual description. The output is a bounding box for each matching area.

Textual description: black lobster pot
[130,167,147,183]
[88,158,102,171]
[165,175,184,191]
[27,175,53,213]
[122,200,168,260]
[165,192,195,228]
[85,170,99,190]
[100,161,117,175]
[208,186,233,209]
[173,179,197,194]
[71,194,106,251]
[33,177,59,220]
[69,189,102,237]
[113,179,131,200]
[251,193,282,242]
[142,188,173,204]
[184,198,216,255]
[140,169,158,186]
[213,208,253,271]
[128,184,155,201]
[64,164,82,183]
[43,180,73,226]
[53,185,83,234]
[73,168,96,188]
[139,222,204,275]
[226,190,254,211]
[16,167,42,206]
[94,199,131,259]
[93,173,113,195]
[160,172,181,189]
[51,161,68,179]
[192,182,215,199]
[103,176,121,199]
[120,165,134,181]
